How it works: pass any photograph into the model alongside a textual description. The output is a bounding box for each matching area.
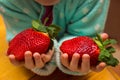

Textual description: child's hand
[61,33,108,73]
[61,53,106,73]
[8,48,54,69]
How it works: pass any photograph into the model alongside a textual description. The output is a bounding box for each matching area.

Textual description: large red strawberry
[7,20,60,61]
[60,34,119,67]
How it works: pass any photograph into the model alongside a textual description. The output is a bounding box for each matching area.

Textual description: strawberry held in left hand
[60,34,119,67]
[7,20,60,61]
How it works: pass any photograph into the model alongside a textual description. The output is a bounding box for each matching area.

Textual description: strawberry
[7,20,60,61]
[60,34,119,67]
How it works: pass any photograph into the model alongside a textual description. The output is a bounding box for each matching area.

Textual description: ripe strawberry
[60,34,119,67]
[7,20,60,61]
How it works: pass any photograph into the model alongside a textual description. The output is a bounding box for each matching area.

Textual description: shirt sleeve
[56,0,110,76]
[0,0,42,41]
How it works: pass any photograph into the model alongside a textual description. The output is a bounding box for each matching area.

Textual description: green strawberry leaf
[93,39,103,49]
[106,56,119,67]
[98,49,119,67]
[103,39,117,46]
[46,24,61,39]
[99,49,111,60]
[32,20,47,33]
[95,33,119,67]
[106,46,116,53]
[32,20,61,39]
[96,33,103,45]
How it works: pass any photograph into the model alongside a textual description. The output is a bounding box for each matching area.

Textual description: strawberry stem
[43,17,49,25]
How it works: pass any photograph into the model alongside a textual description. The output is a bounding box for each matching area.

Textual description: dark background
[105,0,120,44]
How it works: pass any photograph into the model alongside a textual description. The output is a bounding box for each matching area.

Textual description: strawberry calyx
[32,20,61,50]
[32,20,61,39]
[93,34,119,67]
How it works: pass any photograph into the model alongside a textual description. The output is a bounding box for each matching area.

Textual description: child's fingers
[80,54,90,73]
[69,53,80,71]
[100,33,109,40]
[92,62,106,72]
[96,62,106,71]
[8,54,24,66]
[61,53,69,68]
[42,49,54,63]
[33,52,45,68]
[24,51,35,69]
[47,48,54,56]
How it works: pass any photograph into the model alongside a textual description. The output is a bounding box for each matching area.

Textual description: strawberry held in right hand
[7,20,60,61]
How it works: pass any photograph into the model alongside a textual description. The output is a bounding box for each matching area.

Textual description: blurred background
[105,0,120,44]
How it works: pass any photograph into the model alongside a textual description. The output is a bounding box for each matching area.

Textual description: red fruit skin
[60,36,100,66]
[7,28,50,61]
